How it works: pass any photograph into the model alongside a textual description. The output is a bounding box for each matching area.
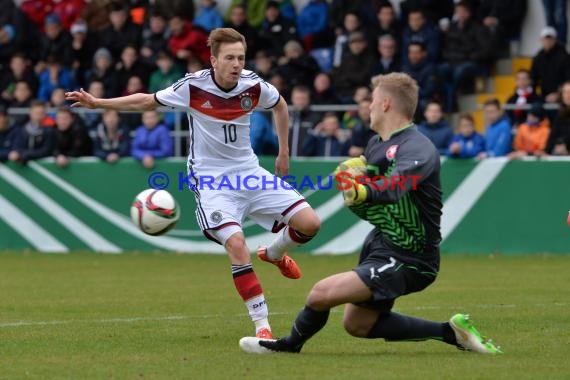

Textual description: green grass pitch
[0,252,568,379]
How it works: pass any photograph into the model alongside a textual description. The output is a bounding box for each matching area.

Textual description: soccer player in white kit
[65,28,321,339]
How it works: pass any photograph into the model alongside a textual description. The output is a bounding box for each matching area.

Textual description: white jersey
[155,69,280,178]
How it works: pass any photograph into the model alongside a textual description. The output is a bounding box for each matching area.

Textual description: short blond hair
[371,73,419,119]
[207,28,247,57]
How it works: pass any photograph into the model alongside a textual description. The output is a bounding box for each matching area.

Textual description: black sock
[284,305,330,350]
[367,311,450,342]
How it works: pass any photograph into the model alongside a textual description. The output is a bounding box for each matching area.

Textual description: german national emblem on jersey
[386,145,398,160]
[240,94,253,111]
[210,211,223,224]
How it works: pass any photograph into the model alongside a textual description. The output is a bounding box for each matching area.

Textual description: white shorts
[190,165,309,245]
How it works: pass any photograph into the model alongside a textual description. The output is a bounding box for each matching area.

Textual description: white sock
[254,317,271,333]
[245,294,269,328]
[266,226,302,260]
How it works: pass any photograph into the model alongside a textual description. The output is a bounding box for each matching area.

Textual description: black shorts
[352,229,439,311]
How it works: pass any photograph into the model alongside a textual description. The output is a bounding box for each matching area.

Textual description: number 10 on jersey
[222,123,237,144]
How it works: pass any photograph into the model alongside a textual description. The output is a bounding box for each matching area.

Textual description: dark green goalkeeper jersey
[350,123,442,257]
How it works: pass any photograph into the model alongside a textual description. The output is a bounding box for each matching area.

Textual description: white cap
[540,26,557,38]
[70,20,88,34]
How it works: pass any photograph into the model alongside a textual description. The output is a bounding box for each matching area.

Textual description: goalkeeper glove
[342,179,368,206]
[334,155,367,176]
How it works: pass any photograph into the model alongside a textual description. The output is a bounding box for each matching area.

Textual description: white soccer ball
[130,189,180,236]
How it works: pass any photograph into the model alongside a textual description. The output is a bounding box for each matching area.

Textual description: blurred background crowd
[1,0,569,169]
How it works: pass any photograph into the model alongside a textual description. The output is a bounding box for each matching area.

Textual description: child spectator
[509,103,550,158]
[479,98,513,158]
[250,110,278,155]
[332,31,376,103]
[302,112,349,157]
[149,51,183,93]
[224,5,259,60]
[115,45,151,94]
[418,102,453,155]
[168,15,210,67]
[0,53,38,106]
[37,55,75,103]
[276,40,320,89]
[506,69,541,126]
[98,3,142,60]
[258,1,298,58]
[546,81,570,155]
[0,106,17,161]
[81,80,106,129]
[311,73,339,105]
[193,0,224,33]
[131,110,173,169]
[84,47,118,97]
[70,19,97,88]
[289,85,322,157]
[447,112,485,158]
[93,109,130,164]
[140,11,170,67]
[53,108,93,168]
[8,101,55,164]
[347,98,375,157]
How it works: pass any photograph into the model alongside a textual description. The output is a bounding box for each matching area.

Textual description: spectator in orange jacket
[509,103,551,158]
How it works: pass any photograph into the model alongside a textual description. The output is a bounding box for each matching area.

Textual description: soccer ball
[130,189,180,236]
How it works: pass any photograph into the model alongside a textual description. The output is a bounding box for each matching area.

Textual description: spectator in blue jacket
[480,98,513,158]
[296,0,329,51]
[447,112,485,158]
[37,55,75,102]
[418,101,453,155]
[0,106,18,161]
[93,109,130,164]
[131,110,173,169]
[250,110,278,155]
[193,0,224,33]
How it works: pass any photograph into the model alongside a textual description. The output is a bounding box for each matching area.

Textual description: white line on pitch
[0,302,566,329]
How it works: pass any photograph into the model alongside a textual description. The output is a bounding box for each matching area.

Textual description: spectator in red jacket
[168,16,210,67]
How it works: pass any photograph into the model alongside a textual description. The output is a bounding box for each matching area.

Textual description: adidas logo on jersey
[201,100,213,109]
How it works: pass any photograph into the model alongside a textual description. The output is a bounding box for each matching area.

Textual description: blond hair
[371,73,419,119]
[207,28,247,57]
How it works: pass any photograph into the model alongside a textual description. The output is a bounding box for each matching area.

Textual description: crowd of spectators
[0,0,568,166]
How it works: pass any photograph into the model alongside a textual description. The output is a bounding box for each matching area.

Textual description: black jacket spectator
[333,32,376,101]
[547,115,570,154]
[531,43,570,101]
[442,18,494,66]
[276,40,320,89]
[258,2,298,58]
[225,5,259,60]
[12,123,56,163]
[0,106,16,161]
[476,0,527,40]
[38,15,73,67]
[53,110,92,158]
[97,4,142,60]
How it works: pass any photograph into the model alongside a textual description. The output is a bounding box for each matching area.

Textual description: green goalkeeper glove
[342,179,368,206]
[334,155,367,176]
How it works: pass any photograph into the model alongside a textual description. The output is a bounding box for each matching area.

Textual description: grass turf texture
[0,252,568,379]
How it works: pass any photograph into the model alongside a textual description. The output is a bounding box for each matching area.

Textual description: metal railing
[6,104,359,158]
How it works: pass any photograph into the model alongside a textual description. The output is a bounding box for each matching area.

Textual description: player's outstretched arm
[272,96,290,176]
[65,88,159,112]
